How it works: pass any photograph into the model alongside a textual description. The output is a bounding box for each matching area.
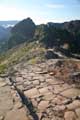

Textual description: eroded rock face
[0,59,80,120]
[49,60,80,84]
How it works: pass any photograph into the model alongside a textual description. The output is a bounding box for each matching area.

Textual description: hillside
[0,18,80,73]
[0,18,79,55]
[8,18,36,49]
[34,20,80,54]
[6,19,80,54]
[0,26,10,40]
[0,20,19,53]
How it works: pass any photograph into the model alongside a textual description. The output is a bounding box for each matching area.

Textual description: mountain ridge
[0,18,80,73]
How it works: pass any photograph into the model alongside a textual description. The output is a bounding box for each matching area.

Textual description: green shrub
[0,64,7,74]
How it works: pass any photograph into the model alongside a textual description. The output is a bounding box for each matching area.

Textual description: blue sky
[0,0,80,24]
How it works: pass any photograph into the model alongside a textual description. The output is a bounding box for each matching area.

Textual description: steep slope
[0,26,11,53]
[47,20,80,53]
[0,26,10,40]
[35,21,80,54]
[5,18,80,54]
[0,18,80,73]
[0,41,46,73]
[8,18,36,49]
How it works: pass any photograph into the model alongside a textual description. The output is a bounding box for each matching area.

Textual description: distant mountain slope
[47,20,80,31]
[35,20,80,53]
[0,26,12,54]
[12,18,35,37]
[0,18,79,55]
[8,18,36,49]
[7,19,80,53]
[0,26,10,40]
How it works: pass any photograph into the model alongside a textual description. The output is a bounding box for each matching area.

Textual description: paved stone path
[7,60,80,120]
[0,78,30,120]
[0,59,80,120]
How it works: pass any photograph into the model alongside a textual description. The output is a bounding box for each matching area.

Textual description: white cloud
[46,4,64,9]
[0,5,28,20]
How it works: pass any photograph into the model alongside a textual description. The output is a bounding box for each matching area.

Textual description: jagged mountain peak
[11,17,36,33]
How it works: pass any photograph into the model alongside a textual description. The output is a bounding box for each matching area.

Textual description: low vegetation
[0,18,80,74]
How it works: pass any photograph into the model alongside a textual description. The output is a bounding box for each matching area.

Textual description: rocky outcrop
[45,50,59,59]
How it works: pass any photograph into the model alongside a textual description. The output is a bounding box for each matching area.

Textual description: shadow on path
[9,77,39,120]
